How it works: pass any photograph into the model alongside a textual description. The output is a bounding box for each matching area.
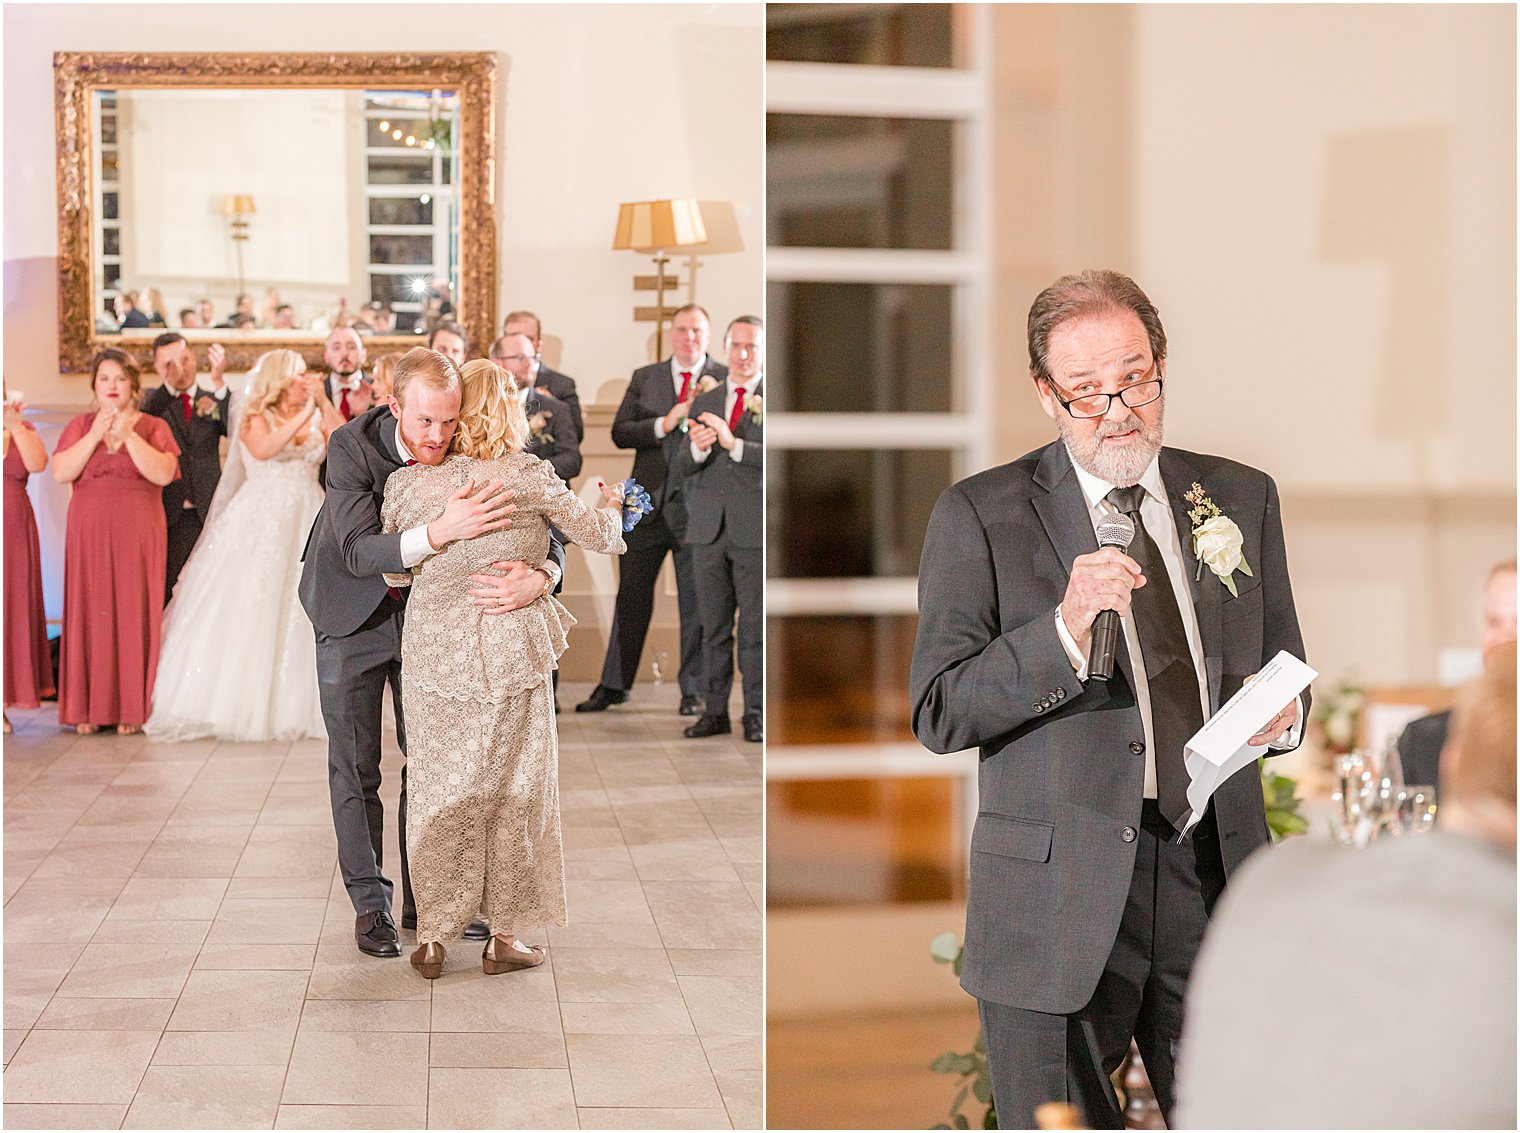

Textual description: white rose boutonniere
[194,394,221,422]
[1184,482,1253,597]
[745,394,764,425]
[694,375,720,396]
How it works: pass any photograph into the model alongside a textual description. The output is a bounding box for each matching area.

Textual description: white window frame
[362,101,457,316]
[766,7,995,871]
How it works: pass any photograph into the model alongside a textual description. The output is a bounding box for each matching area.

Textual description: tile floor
[2,681,762,1130]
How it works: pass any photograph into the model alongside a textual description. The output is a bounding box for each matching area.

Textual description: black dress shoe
[679,694,703,717]
[575,685,628,713]
[683,713,731,738]
[462,920,490,941]
[742,713,763,743]
[356,910,402,957]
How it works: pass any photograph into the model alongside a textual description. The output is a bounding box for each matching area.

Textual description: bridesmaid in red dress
[52,349,181,735]
[3,384,54,733]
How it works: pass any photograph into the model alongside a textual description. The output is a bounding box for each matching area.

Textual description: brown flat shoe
[482,935,545,975]
[410,940,445,979]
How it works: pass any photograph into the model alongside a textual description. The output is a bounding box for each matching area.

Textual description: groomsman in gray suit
[299,348,565,958]
[672,316,764,743]
[910,271,1307,1127]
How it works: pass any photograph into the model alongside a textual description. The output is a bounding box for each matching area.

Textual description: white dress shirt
[689,376,760,466]
[1052,451,1300,797]
[651,355,710,439]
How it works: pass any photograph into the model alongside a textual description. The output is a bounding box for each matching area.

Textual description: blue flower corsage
[620,478,653,533]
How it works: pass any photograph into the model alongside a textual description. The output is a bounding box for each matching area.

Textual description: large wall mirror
[55,52,497,372]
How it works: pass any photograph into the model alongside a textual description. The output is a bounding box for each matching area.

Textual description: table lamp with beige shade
[611,197,706,358]
[220,194,255,298]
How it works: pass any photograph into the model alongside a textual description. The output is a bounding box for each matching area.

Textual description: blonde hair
[243,349,308,417]
[370,352,404,400]
[453,359,528,460]
[392,347,460,407]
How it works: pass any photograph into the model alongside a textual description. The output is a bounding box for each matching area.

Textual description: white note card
[1179,650,1318,839]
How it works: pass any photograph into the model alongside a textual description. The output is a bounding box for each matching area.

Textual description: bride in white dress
[147,349,345,741]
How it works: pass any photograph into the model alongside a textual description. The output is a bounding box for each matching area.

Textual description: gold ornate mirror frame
[54,51,497,373]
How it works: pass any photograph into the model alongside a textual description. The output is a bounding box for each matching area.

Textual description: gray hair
[1027,270,1167,383]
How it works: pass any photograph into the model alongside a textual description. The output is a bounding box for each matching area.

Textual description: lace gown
[381,453,625,942]
[146,411,327,741]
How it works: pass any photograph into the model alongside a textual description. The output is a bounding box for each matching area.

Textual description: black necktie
[1106,485,1202,834]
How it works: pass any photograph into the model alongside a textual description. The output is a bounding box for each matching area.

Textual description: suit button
[1121,827,1137,843]
[1040,697,1053,710]
[1129,741,1145,755]
[1055,687,1066,700]
[1033,703,1044,713]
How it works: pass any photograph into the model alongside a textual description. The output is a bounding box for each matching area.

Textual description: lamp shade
[220,194,256,217]
[612,198,707,253]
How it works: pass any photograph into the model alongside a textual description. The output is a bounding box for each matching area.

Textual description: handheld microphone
[1086,512,1135,682]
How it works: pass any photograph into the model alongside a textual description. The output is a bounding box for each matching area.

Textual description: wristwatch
[538,561,560,597]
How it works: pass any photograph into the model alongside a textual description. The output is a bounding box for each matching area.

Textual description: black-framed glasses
[1045,366,1163,420]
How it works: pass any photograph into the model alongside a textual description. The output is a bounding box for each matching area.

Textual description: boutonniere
[528,410,553,443]
[194,394,221,422]
[1184,482,1252,596]
[694,375,720,397]
[744,394,764,424]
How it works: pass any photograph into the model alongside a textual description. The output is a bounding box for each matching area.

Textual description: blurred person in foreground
[910,270,1306,1127]
[381,357,626,979]
[1176,642,1516,1129]
[1396,559,1516,792]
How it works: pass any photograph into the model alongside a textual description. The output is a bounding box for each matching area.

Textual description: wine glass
[1398,784,1438,834]
[1331,751,1370,845]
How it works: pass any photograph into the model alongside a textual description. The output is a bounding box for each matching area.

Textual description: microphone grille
[1095,511,1135,549]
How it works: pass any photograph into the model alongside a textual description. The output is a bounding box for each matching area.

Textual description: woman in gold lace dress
[381,358,626,979]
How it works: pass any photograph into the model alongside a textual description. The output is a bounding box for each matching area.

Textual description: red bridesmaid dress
[55,412,180,728]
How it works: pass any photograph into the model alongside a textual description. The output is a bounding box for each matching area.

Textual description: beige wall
[3,3,764,404]
[992,3,1516,687]
[3,3,762,681]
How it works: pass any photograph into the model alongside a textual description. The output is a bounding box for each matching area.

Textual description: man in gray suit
[299,347,564,958]
[910,271,1307,1127]
[672,316,764,743]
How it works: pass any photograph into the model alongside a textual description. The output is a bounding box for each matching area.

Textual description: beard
[1056,401,1164,487]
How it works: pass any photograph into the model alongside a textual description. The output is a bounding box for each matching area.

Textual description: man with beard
[323,326,373,421]
[909,270,1307,1128]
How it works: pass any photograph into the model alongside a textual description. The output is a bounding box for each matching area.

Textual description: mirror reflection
[93,87,461,339]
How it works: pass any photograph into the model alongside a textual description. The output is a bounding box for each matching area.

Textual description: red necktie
[179,392,192,424]
[678,371,692,402]
[727,387,746,433]
[338,388,351,420]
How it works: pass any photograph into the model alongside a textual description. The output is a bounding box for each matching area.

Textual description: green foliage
[1261,759,1309,842]
[929,936,996,1130]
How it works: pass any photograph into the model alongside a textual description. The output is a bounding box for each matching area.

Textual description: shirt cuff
[690,440,713,463]
[730,438,745,463]
[399,524,435,568]
[539,560,562,589]
[1267,694,1306,750]
[653,417,668,440]
[1054,607,1089,679]
[211,386,229,400]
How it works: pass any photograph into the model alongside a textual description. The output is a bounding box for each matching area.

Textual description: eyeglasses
[494,353,532,365]
[1045,365,1163,420]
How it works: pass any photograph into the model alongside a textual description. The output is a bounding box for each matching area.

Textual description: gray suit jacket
[669,379,763,550]
[909,441,1308,1014]
[610,356,728,514]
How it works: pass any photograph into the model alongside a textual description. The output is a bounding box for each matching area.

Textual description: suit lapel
[1029,443,1135,690]
[1160,448,1223,711]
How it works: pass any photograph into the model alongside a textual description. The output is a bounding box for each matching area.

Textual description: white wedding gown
[146,411,327,742]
